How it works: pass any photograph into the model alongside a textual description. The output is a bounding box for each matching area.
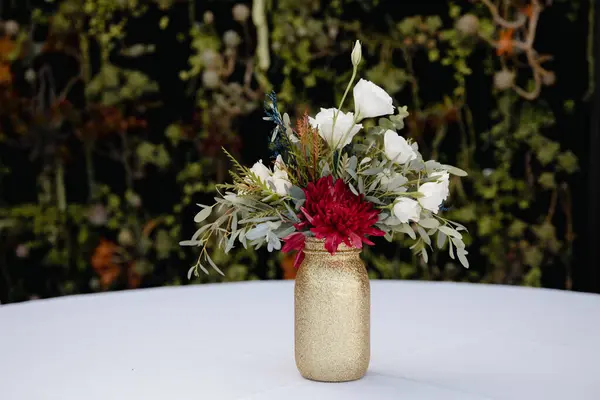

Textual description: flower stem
[84,139,96,202]
[330,64,359,151]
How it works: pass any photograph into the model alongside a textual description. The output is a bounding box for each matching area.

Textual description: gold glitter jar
[294,237,370,382]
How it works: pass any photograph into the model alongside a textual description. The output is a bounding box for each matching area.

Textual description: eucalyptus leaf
[194,206,212,223]
[179,240,200,247]
[457,248,469,268]
[438,225,462,239]
[187,266,196,280]
[378,118,396,130]
[190,222,213,240]
[436,231,447,249]
[365,196,384,205]
[397,223,416,240]
[348,183,359,196]
[418,218,439,229]
[239,229,247,249]
[205,253,225,276]
[442,164,468,177]
[225,230,240,253]
[289,186,305,201]
[367,178,380,192]
[231,212,238,232]
[239,216,280,224]
[347,156,358,171]
[416,226,431,246]
[358,176,365,193]
[361,167,384,176]
[385,216,402,226]
[451,237,465,249]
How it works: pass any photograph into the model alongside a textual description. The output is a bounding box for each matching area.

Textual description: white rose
[353,79,394,121]
[250,160,271,183]
[309,108,362,149]
[393,198,421,223]
[269,155,292,196]
[384,130,417,164]
[418,172,450,213]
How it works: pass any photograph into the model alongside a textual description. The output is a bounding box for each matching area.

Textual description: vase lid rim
[304,237,362,253]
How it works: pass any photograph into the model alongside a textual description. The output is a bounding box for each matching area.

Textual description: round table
[1,281,599,399]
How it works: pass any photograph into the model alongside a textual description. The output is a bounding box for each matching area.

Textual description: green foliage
[0,0,586,302]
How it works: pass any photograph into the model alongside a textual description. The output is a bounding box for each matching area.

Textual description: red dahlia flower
[282,176,384,268]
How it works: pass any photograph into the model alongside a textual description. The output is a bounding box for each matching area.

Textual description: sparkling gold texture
[294,238,370,382]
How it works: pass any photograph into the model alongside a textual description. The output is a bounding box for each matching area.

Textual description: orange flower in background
[496,29,515,56]
[521,4,534,18]
[91,239,121,289]
[127,262,142,289]
[0,63,11,84]
[0,37,16,61]
[91,239,142,289]
[280,252,298,280]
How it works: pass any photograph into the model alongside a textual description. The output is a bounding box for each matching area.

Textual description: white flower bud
[494,69,515,91]
[15,244,29,258]
[542,71,556,86]
[202,69,220,89]
[456,14,479,36]
[223,30,241,48]
[25,69,36,83]
[203,11,214,24]
[3,20,19,37]
[201,49,221,69]
[351,40,362,67]
[118,229,135,246]
[232,4,250,22]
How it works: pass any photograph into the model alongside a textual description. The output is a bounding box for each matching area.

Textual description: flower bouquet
[181,41,468,382]
[181,40,468,276]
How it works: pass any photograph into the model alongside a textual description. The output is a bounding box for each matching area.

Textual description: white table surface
[1,280,599,400]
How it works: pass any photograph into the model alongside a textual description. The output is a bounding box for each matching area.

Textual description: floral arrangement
[181,40,469,278]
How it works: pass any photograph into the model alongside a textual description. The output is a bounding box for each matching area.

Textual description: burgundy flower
[281,232,306,269]
[282,176,384,268]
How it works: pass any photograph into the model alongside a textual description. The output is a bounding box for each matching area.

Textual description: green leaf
[361,167,384,176]
[194,206,212,223]
[536,142,560,166]
[457,248,469,268]
[187,266,196,280]
[436,231,446,249]
[397,223,416,240]
[365,196,384,205]
[538,172,556,189]
[378,118,395,130]
[442,164,468,177]
[205,253,225,276]
[416,226,431,246]
[231,212,238,232]
[159,16,169,29]
[419,218,439,229]
[557,151,579,174]
[438,225,461,239]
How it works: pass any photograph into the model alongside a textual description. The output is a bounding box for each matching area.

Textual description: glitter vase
[294,238,370,382]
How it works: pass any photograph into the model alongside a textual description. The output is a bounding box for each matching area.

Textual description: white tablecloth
[1,281,599,400]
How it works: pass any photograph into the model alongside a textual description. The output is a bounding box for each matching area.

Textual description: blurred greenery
[0,0,592,302]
